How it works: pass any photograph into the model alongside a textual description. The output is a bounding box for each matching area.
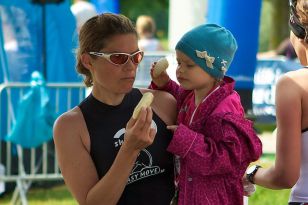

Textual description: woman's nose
[123,59,137,71]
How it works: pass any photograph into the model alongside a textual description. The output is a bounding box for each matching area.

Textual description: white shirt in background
[70,1,97,32]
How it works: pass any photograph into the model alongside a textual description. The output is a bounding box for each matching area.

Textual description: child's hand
[150,62,170,88]
[242,175,256,196]
[167,125,178,132]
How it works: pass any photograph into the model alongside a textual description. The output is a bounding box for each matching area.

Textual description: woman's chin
[120,85,134,93]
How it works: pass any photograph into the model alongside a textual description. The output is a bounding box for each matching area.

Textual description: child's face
[175,50,217,91]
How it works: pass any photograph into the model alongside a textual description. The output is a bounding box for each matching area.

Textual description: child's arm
[167,113,262,176]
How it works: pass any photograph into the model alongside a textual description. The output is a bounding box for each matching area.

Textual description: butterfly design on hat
[195,50,215,69]
[221,60,228,74]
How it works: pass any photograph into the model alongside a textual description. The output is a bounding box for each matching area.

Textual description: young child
[149,24,262,205]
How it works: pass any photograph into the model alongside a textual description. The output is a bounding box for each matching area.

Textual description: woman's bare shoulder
[54,107,84,130]
[140,88,177,125]
[53,106,90,150]
[277,69,308,92]
[282,69,308,128]
[139,88,176,104]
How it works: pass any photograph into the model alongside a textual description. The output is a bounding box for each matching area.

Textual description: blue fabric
[5,71,58,148]
[0,14,9,83]
[45,2,80,82]
[0,1,80,140]
[207,0,262,89]
[90,0,119,14]
[0,0,79,82]
[175,24,238,79]
[0,14,9,139]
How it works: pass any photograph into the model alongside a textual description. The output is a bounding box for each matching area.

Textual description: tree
[259,0,289,51]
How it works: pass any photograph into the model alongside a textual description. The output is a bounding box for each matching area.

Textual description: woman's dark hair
[76,13,137,87]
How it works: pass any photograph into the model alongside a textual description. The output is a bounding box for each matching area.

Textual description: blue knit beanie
[175,24,238,79]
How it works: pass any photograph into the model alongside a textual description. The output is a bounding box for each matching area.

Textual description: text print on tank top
[113,121,165,184]
[79,89,173,187]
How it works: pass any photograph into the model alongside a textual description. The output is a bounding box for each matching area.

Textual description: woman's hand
[150,62,170,88]
[123,107,156,152]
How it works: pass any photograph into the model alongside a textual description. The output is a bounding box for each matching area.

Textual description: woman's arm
[253,74,302,189]
[53,106,156,205]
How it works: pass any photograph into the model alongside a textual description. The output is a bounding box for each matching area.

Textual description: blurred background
[0,0,297,204]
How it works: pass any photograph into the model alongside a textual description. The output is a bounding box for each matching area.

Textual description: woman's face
[89,33,140,94]
[290,31,308,65]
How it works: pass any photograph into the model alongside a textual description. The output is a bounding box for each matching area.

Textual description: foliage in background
[270,0,289,48]
[259,0,290,52]
[259,0,273,52]
[119,0,169,39]
[120,0,289,53]
[70,0,289,53]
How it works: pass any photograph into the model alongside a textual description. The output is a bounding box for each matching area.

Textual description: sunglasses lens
[110,54,129,65]
[132,52,143,64]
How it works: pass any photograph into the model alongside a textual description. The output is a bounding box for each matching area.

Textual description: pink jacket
[150,76,262,205]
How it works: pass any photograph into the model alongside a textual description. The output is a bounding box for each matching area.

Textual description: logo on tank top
[127,149,165,184]
[113,120,165,184]
[113,120,157,148]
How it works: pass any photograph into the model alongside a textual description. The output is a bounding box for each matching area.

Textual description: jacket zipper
[189,86,220,126]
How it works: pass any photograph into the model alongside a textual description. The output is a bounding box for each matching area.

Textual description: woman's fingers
[125,107,155,151]
[126,115,137,129]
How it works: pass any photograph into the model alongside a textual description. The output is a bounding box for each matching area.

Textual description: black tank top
[78,88,175,205]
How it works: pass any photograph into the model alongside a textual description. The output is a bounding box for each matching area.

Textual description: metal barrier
[135,51,176,88]
[0,53,171,205]
[0,82,85,205]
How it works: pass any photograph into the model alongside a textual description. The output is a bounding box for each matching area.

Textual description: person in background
[136,15,164,51]
[244,0,308,204]
[257,37,297,60]
[53,13,177,205]
[70,0,97,33]
[149,23,262,205]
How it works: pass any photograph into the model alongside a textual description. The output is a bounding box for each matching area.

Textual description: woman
[244,0,308,204]
[53,13,176,205]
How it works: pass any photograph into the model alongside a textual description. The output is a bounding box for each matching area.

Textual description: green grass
[0,184,78,205]
[248,154,291,205]
[0,177,290,205]
[0,154,291,205]
[255,123,276,132]
[254,122,276,133]
[249,186,290,205]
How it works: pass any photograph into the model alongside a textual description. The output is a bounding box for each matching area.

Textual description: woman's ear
[81,53,93,71]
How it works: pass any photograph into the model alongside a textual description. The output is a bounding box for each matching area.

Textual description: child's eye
[187,64,195,68]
